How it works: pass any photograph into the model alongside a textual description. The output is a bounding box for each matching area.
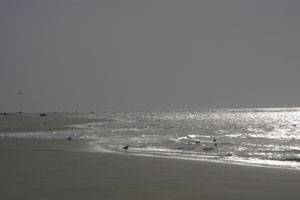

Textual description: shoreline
[1,138,300,199]
[2,137,300,172]
[1,113,300,171]
[120,149,300,172]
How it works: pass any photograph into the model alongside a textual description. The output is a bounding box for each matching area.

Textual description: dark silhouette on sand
[122,145,129,150]
[213,138,218,146]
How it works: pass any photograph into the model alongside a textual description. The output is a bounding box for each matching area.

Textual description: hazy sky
[1,0,300,112]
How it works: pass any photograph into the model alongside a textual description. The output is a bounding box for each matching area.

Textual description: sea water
[4,108,300,169]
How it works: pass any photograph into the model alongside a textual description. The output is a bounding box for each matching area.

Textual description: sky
[1,0,300,112]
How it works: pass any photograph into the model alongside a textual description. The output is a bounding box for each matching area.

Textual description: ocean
[5,108,300,169]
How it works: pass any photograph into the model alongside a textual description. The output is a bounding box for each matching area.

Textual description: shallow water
[4,108,300,169]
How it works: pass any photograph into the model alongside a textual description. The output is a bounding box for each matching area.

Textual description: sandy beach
[0,113,105,133]
[1,114,300,199]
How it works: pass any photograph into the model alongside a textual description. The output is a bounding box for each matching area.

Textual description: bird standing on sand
[67,136,72,141]
[122,145,129,150]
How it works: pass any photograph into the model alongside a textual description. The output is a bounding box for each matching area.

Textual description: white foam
[187,134,199,138]
[87,141,115,153]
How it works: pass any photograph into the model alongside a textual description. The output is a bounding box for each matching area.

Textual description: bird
[67,136,72,141]
[213,138,216,142]
[195,140,200,144]
[122,145,129,150]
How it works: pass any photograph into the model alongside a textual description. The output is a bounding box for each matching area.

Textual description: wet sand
[0,113,106,133]
[1,115,300,199]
